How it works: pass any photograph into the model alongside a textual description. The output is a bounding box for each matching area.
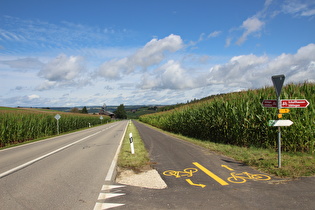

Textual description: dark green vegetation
[126,106,158,119]
[114,104,127,119]
[0,107,110,148]
[140,83,315,154]
[117,121,150,171]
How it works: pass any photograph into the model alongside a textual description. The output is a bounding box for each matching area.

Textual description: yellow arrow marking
[193,162,229,186]
[186,179,206,188]
[221,165,234,171]
[279,109,290,114]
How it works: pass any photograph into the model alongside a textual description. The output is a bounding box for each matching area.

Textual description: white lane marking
[105,121,128,181]
[94,185,126,210]
[98,193,125,200]
[94,121,129,210]
[94,202,125,209]
[0,124,118,178]
[101,185,125,191]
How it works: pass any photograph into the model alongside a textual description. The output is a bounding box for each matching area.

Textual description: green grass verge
[136,121,315,178]
[117,121,150,172]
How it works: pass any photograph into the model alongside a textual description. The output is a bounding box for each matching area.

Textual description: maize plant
[140,82,315,153]
[0,109,110,147]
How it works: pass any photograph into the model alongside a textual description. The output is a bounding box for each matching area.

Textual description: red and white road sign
[262,99,309,108]
[281,99,309,108]
[262,100,277,107]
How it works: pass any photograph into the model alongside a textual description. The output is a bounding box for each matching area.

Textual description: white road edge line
[0,128,109,179]
[105,120,128,181]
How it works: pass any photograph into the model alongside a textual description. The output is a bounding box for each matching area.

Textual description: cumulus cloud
[97,34,183,80]
[139,60,206,90]
[207,43,315,89]
[38,54,84,81]
[37,54,88,90]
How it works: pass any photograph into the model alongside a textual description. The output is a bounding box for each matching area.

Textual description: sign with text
[281,99,309,108]
[262,99,309,108]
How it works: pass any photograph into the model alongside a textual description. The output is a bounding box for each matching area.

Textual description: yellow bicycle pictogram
[163,168,198,178]
[227,172,271,183]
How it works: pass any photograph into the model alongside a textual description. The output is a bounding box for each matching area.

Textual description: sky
[0,0,315,107]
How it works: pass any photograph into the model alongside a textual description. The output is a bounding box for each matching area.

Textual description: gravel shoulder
[116,168,167,189]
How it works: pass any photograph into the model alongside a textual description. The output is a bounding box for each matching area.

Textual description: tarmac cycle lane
[103,121,315,209]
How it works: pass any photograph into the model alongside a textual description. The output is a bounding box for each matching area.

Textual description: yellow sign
[279,109,290,114]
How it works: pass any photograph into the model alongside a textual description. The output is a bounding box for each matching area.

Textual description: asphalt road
[106,121,315,210]
[0,120,128,210]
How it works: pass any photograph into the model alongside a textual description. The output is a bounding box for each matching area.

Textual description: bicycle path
[105,121,315,209]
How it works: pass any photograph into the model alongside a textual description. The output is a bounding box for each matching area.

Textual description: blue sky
[0,0,315,107]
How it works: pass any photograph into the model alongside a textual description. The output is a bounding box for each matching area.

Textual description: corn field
[0,108,110,147]
[140,83,315,153]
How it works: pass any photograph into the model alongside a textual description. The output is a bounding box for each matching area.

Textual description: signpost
[54,114,61,135]
[271,75,285,168]
[262,99,309,108]
[268,120,293,127]
[262,75,310,168]
[281,99,309,108]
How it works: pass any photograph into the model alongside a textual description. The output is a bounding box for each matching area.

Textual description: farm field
[140,83,315,154]
[0,107,110,148]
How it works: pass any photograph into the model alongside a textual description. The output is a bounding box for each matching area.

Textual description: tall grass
[0,109,110,147]
[140,83,315,153]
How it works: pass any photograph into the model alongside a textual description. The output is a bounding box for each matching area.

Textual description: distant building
[99,104,115,118]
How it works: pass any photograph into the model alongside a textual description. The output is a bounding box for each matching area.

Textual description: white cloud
[236,17,265,45]
[0,57,43,69]
[301,8,315,16]
[208,54,269,87]
[138,60,207,90]
[36,54,89,90]
[208,31,222,38]
[97,34,183,80]
[38,54,84,81]
[28,94,40,100]
[208,43,315,89]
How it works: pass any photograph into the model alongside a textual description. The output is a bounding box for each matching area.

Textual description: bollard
[129,133,135,154]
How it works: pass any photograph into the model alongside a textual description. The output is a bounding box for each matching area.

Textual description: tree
[70,107,80,113]
[81,106,88,114]
[114,104,127,119]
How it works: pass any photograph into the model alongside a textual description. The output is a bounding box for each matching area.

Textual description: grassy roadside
[117,120,150,172]
[134,121,315,178]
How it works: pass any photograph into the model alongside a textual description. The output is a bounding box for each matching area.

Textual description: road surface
[0,120,128,210]
[104,120,315,209]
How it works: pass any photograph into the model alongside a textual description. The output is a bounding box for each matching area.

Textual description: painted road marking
[227,172,271,184]
[163,168,198,178]
[193,162,229,186]
[0,130,106,178]
[93,185,126,210]
[221,165,234,171]
[186,179,206,188]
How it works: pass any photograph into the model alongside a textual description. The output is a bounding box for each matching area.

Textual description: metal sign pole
[54,114,61,135]
[57,119,59,135]
[272,75,285,168]
[277,95,281,168]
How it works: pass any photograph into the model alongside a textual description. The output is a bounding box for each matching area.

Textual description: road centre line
[0,124,117,179]
[193,162,229,186]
